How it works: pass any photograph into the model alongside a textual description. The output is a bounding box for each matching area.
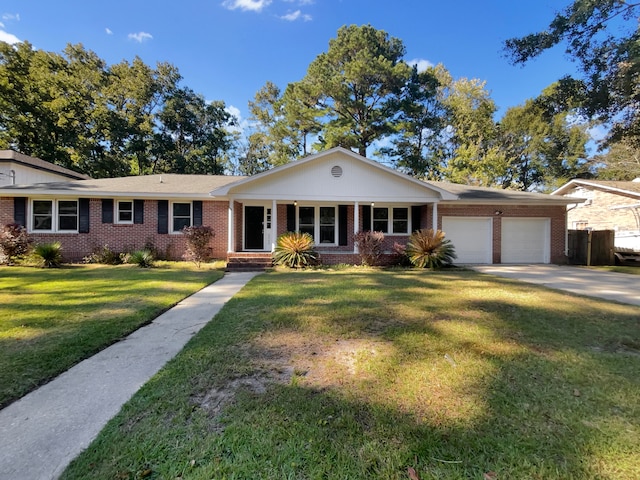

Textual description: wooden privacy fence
[567,230,615,266]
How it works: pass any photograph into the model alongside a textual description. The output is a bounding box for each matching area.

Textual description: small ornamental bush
[83,245,123,265]
[405,228,457,269]
[272,232,318,268]
[127,249,155,268]
[182,225,214,267]
[33,242,63,268]
[354,230,385,266]
[0,223,31,265]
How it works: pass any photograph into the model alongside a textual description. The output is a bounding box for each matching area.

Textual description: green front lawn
[0,262,224,408]
[62,269,640,479]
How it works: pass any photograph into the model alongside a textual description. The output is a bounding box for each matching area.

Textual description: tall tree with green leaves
[437,70,508,187]
[504,0,640,147]
[499,92,590,191]
[378,65,445,178]
[592,139,640,179]
[154,88,235,174]
[300,24,411,156]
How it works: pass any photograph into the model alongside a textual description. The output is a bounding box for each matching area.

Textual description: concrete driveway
[471,264,640,307]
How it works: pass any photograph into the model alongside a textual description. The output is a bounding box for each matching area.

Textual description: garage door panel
[501,218,550,263]
[442,217,492,264]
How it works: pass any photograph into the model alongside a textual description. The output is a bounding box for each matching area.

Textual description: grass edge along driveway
[0,262,224,408]
[61,268,640,480]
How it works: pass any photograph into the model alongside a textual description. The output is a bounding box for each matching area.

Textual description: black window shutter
[338,205,348,246]
[102,199,113,223]
[193,201,203,226]
[286,204,296,231]
[411,205,422,232]
[157,200,169,234]
[14,197,26,227]
[134,199,144,224]
[79,198,90,233]
[362,205,371,232]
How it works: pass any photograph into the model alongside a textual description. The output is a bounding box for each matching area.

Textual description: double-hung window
[31,199,78,232]
[297,206,337,244]
[371,207,409,234]
[172,202,192,232]
[117,200,133,224]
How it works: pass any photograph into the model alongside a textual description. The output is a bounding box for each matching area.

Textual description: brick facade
[1,197,568,265]
[437,203,568,264]
[0,197,228,262]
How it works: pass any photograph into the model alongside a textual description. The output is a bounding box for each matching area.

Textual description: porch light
[294,200,297,206]
[371,202,375,207]
[494,210,503,215]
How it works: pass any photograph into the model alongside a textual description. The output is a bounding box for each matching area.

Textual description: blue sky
[0,0,577,126]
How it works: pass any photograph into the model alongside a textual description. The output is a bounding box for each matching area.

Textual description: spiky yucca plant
[127,249,155,268]
[34,241,63,268]
[272,232,318,268]
[405,229,456,269]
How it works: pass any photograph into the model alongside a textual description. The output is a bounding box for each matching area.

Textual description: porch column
[432,202,438,230]
[227,199,234,253]
[353,201,359,253]
[271,199,278,251]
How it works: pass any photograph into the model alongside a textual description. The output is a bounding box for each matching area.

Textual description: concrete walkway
[472,264,640,306]
[0,271,259,480]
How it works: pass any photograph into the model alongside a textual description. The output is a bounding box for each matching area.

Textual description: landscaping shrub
[405,228,456,269]
[127,249,155,268]
[272,232,318,268]
[33,242,63,268]
[0,223,31,265]
[391,241,412,267]
[353,230,385,266]
[83,245,123,265]
[182,225,214,267]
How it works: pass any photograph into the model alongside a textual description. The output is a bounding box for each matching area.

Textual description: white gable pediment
[213,148,455,203]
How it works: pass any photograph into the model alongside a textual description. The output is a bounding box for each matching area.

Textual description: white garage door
[501,218,550,263]
[442,217,492,264]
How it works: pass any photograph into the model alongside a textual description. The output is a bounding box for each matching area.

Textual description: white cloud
[280,9,312,21]
[105,27,113,35]
[0,29,20,44]
[0,22,4,28]
[128,32,153,43]
[2,13,20,22]
[222,0,272,12]
[408,58,434,72]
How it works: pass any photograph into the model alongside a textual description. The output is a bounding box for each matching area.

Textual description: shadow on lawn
[226,270,640,478]
[62,269,640,479]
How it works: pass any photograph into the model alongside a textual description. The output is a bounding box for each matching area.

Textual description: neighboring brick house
[0,150,90,186]
[0,147,577,264]
[552,179,640,252]
[552,179,640,232]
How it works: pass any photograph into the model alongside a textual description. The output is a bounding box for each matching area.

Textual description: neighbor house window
[117,200,133,224]
[371,207,409,234]
[298,206,337,244]
[172,202,191,232]
[31,199,78,232]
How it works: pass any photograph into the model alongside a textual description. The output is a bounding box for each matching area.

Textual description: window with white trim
[297,206,337,244]
[172,202,192,232]
[371,207,409,234]
[117,200,133,224]
[31,199,78,232]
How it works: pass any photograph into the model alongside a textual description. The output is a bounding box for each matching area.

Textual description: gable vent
[331,165,343,178]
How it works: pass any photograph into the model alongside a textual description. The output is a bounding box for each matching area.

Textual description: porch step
[226,253,273,272]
